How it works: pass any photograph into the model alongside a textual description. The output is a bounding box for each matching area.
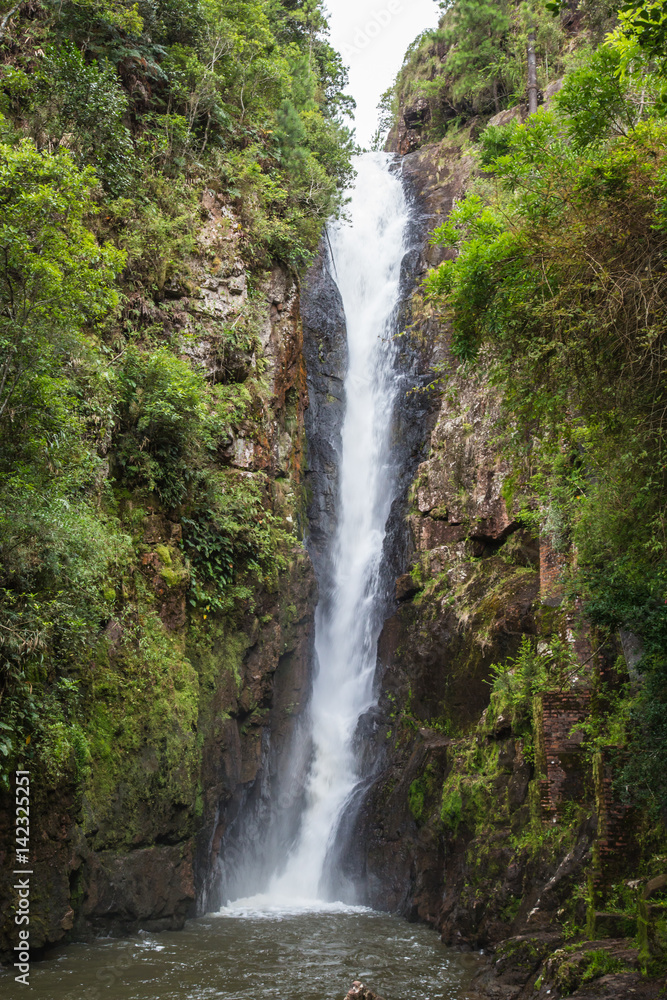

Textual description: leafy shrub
[555,44,662,148]
[114,346,208,505]
[29,42,135,194]
[0,477,131,788]
[106,174,198,291]
[487,636,579,731]
[0,141,124,425]
[424,32,667,814]
[183,469,292,608]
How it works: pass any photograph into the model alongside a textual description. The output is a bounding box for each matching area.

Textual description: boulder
[642,874,667,900]
[345,982,386,1000]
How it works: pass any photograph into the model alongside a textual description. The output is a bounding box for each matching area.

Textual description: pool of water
[0,907,483,1000]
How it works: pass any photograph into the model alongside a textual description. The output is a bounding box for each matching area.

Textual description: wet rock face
[81,844,195,935]
[351,544,540,926]
[402,143,475,269]
[0,179,318,959]
[396,97,433,156]
[410,381,518,551]
[195,550,317,911]
[301,244,348,585]
[337,141,545,944]
[349,369,540,921]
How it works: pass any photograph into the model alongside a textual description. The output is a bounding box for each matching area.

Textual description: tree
[52,0,144,35]
[29,42,135,194]
[442,0,512,114]
[609,0,667,77]
[0,141,125,423]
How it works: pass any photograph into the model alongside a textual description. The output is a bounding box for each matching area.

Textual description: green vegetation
[0,0,354,796]
[422,5,667,813]
[383,0,573,144]
[408,761,443,824]
[378,0,630,148]
[486,635,580,728]
[550,946,634,992]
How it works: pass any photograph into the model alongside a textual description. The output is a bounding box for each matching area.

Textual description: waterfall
[222,152,411,910]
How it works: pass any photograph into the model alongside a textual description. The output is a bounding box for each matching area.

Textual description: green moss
[78,605,202,848]
[160,565,188,588]
[155,544,172,566]
[501,896,522,922]
[495,935,544,970]
[186,615,248,724]
[408,760,446,825]
[283,603,298,625]
[553,948,634,993]
[409,777,426,823]
[440,737,505,838]
[441,786,463,833]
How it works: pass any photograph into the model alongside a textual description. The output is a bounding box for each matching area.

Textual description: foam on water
[216,896,372,920]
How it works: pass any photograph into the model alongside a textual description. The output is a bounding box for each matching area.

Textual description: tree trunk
[527,30,538,116]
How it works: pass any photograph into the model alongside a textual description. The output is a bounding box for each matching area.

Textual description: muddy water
[0,909,483,1000]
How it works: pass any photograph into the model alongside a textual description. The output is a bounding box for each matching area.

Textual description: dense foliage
[381,0,618,146]
[424,5,667,812]
[0,0,354,786]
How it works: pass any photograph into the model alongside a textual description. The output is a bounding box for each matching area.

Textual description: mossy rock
[494,935,557,976]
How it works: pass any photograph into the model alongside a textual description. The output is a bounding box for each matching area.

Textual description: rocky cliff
[0,0,356,962]
[0,188,321,956]
[300,245,348,589]
[348,134,667,999]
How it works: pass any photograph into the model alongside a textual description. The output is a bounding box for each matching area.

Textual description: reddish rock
[539,535,569,606]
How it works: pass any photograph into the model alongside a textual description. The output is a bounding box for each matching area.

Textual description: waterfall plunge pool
[0,907,482,999]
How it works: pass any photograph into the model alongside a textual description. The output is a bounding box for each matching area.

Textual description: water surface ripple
[0,911,482,1000]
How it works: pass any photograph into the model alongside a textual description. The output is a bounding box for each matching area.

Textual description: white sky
[325,0,441,147]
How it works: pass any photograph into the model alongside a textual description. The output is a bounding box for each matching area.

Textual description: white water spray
[227,152,410,910]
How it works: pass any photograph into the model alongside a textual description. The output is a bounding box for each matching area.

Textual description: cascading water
[225,151,411,909]
[0,150,483,1000]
